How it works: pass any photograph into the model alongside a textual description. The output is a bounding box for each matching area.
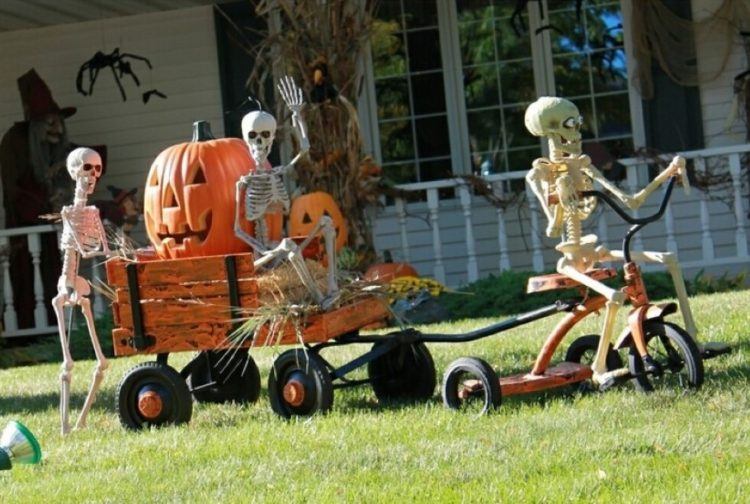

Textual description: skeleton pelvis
[556,234,599,270]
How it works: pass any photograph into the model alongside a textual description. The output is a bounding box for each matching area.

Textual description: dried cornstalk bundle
[246,0,379,259]
[227,259,387,349]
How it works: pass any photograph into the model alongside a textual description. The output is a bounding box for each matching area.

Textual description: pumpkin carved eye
[164,185,178,208]
[148,170,159,186]
[302,212,312,224]
[188,165,207,185]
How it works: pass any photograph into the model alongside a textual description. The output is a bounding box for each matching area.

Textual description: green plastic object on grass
[0,421,42,470]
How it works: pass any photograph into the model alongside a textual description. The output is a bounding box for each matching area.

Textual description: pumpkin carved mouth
[157,210,212,247]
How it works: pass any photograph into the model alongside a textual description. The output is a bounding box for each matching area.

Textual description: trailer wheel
[117,362,193,430]
[189,350,261,404]
[442,357,501,414]
[268,349,333,418]
[368,342,436,402]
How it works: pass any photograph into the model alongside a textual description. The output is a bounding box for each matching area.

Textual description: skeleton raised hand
[234,76,339,308]
[53,147,111,435]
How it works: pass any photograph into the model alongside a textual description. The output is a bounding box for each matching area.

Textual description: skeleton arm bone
[96,210,111,256]
[629,156,685,207]
[582,156,684,210]
[581,161,641,210]
[526,160,561,237]
[233,179,268,254]
[277,75,309,169]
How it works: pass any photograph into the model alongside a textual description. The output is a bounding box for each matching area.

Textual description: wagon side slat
[106,254,255,287]
[114,279,258,303]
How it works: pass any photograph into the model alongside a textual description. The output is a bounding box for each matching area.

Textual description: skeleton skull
[524,97,583,156]
[66,147,102,195]
[241,111,277,166]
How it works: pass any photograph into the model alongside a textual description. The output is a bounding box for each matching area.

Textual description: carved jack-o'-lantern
[144,121,256,259]
[288,191,348,252]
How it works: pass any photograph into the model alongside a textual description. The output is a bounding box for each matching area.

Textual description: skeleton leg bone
[75,294,109,430]
[296,216,339,299]
[52,292,73,436]
[557,260,628,386]
[253,239,326,305]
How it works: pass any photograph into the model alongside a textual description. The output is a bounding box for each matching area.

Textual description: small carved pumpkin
[288,191,348,252]
[144,121,259,259]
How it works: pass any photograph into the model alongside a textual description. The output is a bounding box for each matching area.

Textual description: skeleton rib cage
[242,168,290,222]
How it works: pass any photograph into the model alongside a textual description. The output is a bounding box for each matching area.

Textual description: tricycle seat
[526,268,617,294]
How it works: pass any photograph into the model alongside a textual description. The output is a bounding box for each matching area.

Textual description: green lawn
[2,290,749,502]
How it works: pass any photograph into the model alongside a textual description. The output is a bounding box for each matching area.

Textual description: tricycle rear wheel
[565,334,624,370]
[441,357,501,414]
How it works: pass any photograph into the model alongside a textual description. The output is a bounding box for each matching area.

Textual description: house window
[456,2,539,174]
[371,0,453,184]
[546,0,633,162]
[369,0,638,183]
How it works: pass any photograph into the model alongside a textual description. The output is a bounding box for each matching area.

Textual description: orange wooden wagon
[104,252,444,429]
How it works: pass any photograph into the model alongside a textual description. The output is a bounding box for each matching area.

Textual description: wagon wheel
[117,362,192,430]
[268,349,333,419]
[189,350,261,404]
[367,342,436,402]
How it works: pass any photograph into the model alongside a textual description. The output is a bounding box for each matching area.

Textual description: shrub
[439,269,745,321]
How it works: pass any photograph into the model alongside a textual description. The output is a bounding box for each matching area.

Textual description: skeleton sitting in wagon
[234,76,339,309]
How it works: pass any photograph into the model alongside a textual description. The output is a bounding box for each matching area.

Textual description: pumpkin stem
[192,121,216,142]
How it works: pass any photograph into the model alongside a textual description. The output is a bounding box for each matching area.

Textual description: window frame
[362,0,646,179]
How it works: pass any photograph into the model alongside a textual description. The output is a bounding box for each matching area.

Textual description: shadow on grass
[0,389,118,416]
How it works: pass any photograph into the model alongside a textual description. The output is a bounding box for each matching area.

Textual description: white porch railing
[0,224,107,338]
[374,144,750,288]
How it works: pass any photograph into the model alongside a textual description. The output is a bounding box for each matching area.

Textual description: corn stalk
[247,0,380,265]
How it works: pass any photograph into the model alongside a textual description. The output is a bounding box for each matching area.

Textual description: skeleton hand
[278,75,305,115]
[665,156,685,178]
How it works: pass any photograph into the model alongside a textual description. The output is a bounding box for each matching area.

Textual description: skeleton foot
[320,290,341,311]
[591,367,630,391]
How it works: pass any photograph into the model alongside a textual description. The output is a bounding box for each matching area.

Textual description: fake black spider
[76,48,152,101]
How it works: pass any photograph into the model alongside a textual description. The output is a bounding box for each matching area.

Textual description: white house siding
[692,0,749,147]
[0,6,224,234]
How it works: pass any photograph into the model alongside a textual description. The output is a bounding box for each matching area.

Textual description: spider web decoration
[75,47,167,103]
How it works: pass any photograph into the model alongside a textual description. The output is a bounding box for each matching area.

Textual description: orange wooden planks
[105,253,255,287]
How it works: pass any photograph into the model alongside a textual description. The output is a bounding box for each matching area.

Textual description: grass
[1,289,749,502]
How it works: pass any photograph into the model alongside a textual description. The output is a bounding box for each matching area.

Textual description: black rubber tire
[627,321,704,392]
[441,357,501,414]
[268,349,333,418]
[117,361,193,430]
[565,334,624,370]
[367,342,436,402]
[189,350,261,404]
